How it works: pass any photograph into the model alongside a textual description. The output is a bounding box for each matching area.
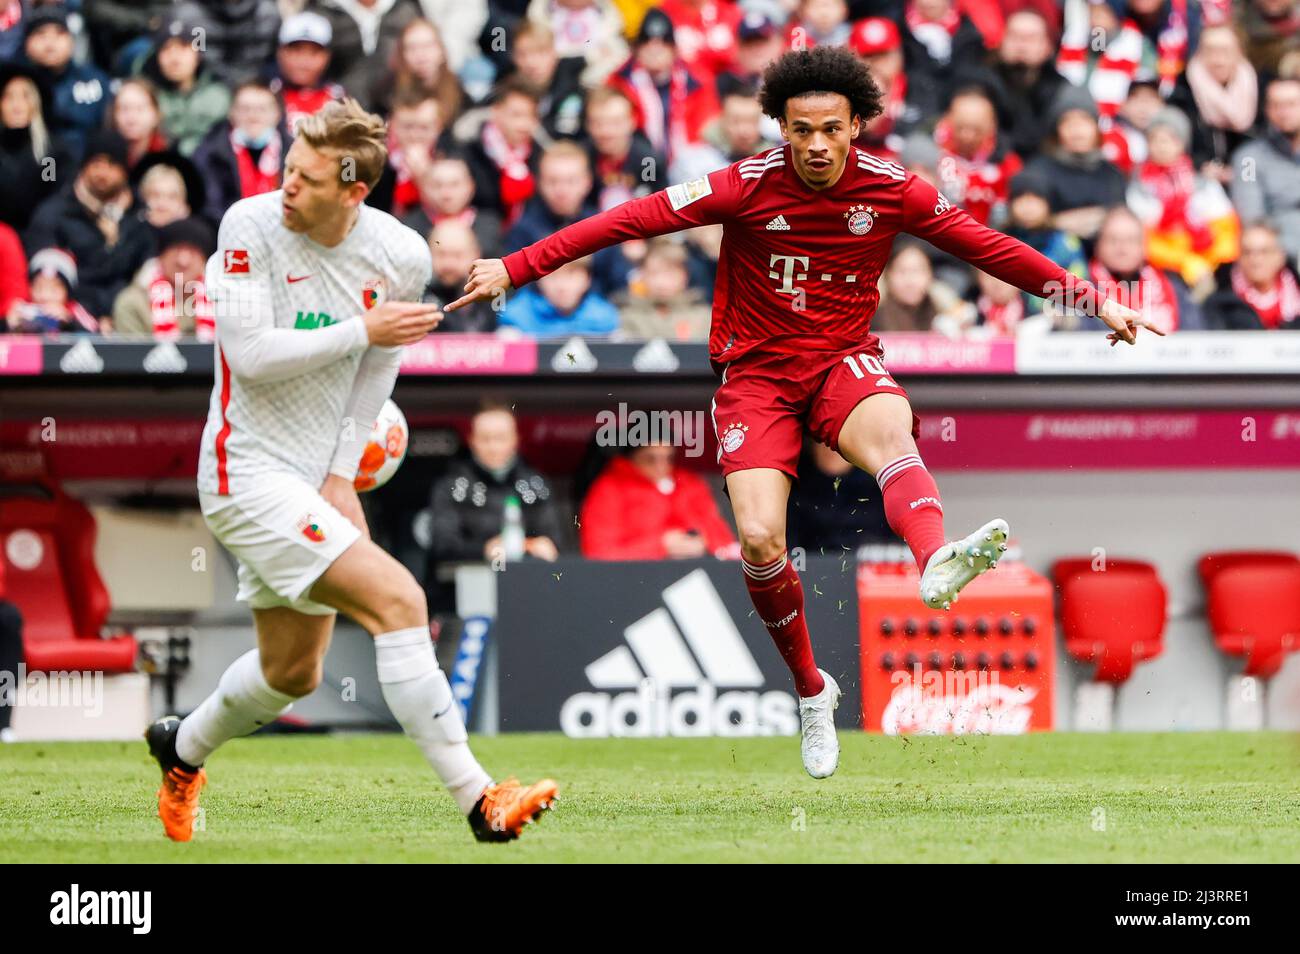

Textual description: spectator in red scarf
[111,216,215,340]
[110,79,169,171]
[402,155,502,258]
[1085,206,1200,334]
[1103,78,1162,175]
[900,0,987,123]
[192,81,286,222]
[369,88,449,222]
[608,9,719,165]
[851,17,922,162]
[1203,222,1300,331]
[1127,106,1240,290]
[580,443,737,560]
[932,87,1022,227]
[0,221,28,318]
[583,86,667,211]
[464,78,542,229]
[659,0,742,84]
[269,12,345,135]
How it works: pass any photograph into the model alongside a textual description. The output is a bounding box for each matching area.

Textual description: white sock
[175,649,300,766]
[375,627,492,815]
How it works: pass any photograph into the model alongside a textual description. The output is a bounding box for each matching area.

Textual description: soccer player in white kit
[145,100,557,844]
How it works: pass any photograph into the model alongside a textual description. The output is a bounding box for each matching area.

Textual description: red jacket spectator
[0,223,29,317]
[580,452,736,560]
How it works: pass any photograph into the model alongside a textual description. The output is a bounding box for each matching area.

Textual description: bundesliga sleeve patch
[223,249,250,274]
[666,176,712,211]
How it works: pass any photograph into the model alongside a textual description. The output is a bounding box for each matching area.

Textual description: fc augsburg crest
[362,277,386,310]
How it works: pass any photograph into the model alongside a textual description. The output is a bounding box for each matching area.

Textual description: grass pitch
[1,731,1296,863]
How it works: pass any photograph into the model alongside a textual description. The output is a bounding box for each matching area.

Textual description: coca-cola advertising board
[857,561,1055,734]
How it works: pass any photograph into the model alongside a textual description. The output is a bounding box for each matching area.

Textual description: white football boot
[919,518,1010,610]
[798,669,841,779]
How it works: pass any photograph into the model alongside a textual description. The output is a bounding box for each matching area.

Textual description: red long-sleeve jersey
[503,144,1098,363]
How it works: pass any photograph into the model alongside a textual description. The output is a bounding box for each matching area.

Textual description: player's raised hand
[445,258,512,312]
[363,301,442,346]
[1099,298,1166,346]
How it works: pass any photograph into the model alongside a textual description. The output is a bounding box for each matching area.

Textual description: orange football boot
[468,776,559,842]
[145,716,207,842]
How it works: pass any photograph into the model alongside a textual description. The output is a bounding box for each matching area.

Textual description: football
[353,399,408,492]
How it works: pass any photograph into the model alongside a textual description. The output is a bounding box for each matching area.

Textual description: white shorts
[199,471,362,615]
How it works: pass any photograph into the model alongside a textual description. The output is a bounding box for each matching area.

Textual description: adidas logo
[631,337,679,373]
[561,568,798,737]
[59,339,103,374]
[552,335,598,373]
[765,214,791,231]
[142,342,187,374]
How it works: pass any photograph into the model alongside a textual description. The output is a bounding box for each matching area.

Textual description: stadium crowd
[0,0,1298,338]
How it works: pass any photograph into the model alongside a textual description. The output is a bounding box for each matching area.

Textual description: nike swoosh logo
[433,699,454,719]
[286,274,313,283]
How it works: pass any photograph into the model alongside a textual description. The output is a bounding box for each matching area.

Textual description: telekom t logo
[768,254,809,295]
[768,254,861,294]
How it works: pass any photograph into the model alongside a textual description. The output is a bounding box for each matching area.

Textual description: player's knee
[737,519,785,563]
[371,578,428,634]
[262,658,321,698]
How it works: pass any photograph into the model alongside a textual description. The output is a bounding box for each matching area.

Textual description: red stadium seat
[1052,557,1161,593]
[0,480,135,673]
[1053,558,1166,684]
[1203,559,1300,679]
[1197,551,1300,590]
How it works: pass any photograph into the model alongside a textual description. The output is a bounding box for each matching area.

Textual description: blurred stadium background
[1,0,1299,839]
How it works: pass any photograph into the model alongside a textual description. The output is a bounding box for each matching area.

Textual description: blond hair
[296,98,389,191]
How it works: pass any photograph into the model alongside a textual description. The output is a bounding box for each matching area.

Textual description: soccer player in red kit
[448,47,1157,778]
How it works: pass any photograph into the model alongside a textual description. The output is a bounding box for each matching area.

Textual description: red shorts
[710,338,920,479]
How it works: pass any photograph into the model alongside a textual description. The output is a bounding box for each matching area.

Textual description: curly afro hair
[758,46,884,124]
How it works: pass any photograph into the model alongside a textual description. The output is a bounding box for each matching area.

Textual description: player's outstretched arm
[900,175,1164,345]
[446,170,736,312]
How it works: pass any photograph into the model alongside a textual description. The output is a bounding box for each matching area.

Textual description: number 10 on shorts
[842,351,891,381]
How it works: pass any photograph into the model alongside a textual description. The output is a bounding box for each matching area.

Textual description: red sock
[742,552,824,698]
[878,453,947,571]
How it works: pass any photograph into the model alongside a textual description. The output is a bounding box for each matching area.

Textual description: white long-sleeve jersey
[197,191,432,497]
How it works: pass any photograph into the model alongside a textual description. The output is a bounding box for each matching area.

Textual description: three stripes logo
[765,214,791,231]
[560,569,798,737]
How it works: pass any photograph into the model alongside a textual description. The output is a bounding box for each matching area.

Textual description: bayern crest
[721,422,749,453]
[844,204,875,236]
